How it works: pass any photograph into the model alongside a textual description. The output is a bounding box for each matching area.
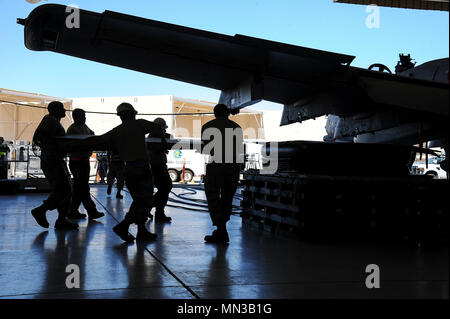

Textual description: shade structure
[0,88,73,143]
[172,97,264,140]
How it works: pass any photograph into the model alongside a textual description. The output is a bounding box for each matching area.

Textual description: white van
[167,149,206,182]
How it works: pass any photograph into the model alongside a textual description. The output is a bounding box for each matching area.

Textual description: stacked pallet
[241,170,449,243]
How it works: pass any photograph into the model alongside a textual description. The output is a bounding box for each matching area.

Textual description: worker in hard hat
[106,149,125,199]
[201,104,244,243]
[30,101,78,230]
[66,108,104,220]
[63,102,165,242]
[147,117,172,222]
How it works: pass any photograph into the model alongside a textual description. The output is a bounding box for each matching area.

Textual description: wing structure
[19,4,449,144]
[19,4,353,108]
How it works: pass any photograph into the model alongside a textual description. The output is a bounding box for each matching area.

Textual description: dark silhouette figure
[66,108,104,220]
[147,117,172,222]
[30,101,78,230]
[96,151,108,184]
[65,103,165,242]
[201,104,243,243]
[107,150,125,199]
[0,137,9,179]
[19,146,25,161]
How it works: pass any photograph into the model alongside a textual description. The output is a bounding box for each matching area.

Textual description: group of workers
[30,101,243,244]
[103,117,173,223]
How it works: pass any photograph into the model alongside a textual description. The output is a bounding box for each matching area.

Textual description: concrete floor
[0,185,448,299]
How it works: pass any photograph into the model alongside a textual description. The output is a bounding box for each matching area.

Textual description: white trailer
[166,141,265,183]
[166,149,206,182]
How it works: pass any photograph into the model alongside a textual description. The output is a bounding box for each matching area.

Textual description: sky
[0,0,448,110]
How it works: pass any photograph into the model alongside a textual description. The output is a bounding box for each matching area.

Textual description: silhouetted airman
[66,108,104,220]
[147,117,172,222]
[201,104,243,243]
[31,101,78,230]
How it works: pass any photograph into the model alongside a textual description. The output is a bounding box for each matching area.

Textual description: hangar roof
[333,0,449,11]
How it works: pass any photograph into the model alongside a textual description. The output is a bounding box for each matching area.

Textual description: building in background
[0,88,73,181]
[0,88,72,143]
[71,95,265,141]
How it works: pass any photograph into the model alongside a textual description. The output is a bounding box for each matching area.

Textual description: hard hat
[116,103,137,115]
[154,117,168,128]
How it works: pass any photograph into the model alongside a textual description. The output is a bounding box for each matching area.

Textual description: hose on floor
[120,184,243,215]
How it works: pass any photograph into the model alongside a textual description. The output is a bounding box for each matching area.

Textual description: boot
[88,211,105,220]
[204,229,229,243]
[67,210,87,219]
[55,218,79,230]
[113,221,134,243]
[136,223,157,242]
[107,184,112,195]
[155,210,171,223]
[31,204,49,228]
[136,229,158,242]
[116,191,123,199]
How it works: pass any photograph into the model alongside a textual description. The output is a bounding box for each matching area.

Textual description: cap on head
[154,117,167,129]
[214,103,229,118]
[116,103,137,115]
[47,101,66,117]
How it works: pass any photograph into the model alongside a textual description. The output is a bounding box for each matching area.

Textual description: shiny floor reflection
[0,185,448,299]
